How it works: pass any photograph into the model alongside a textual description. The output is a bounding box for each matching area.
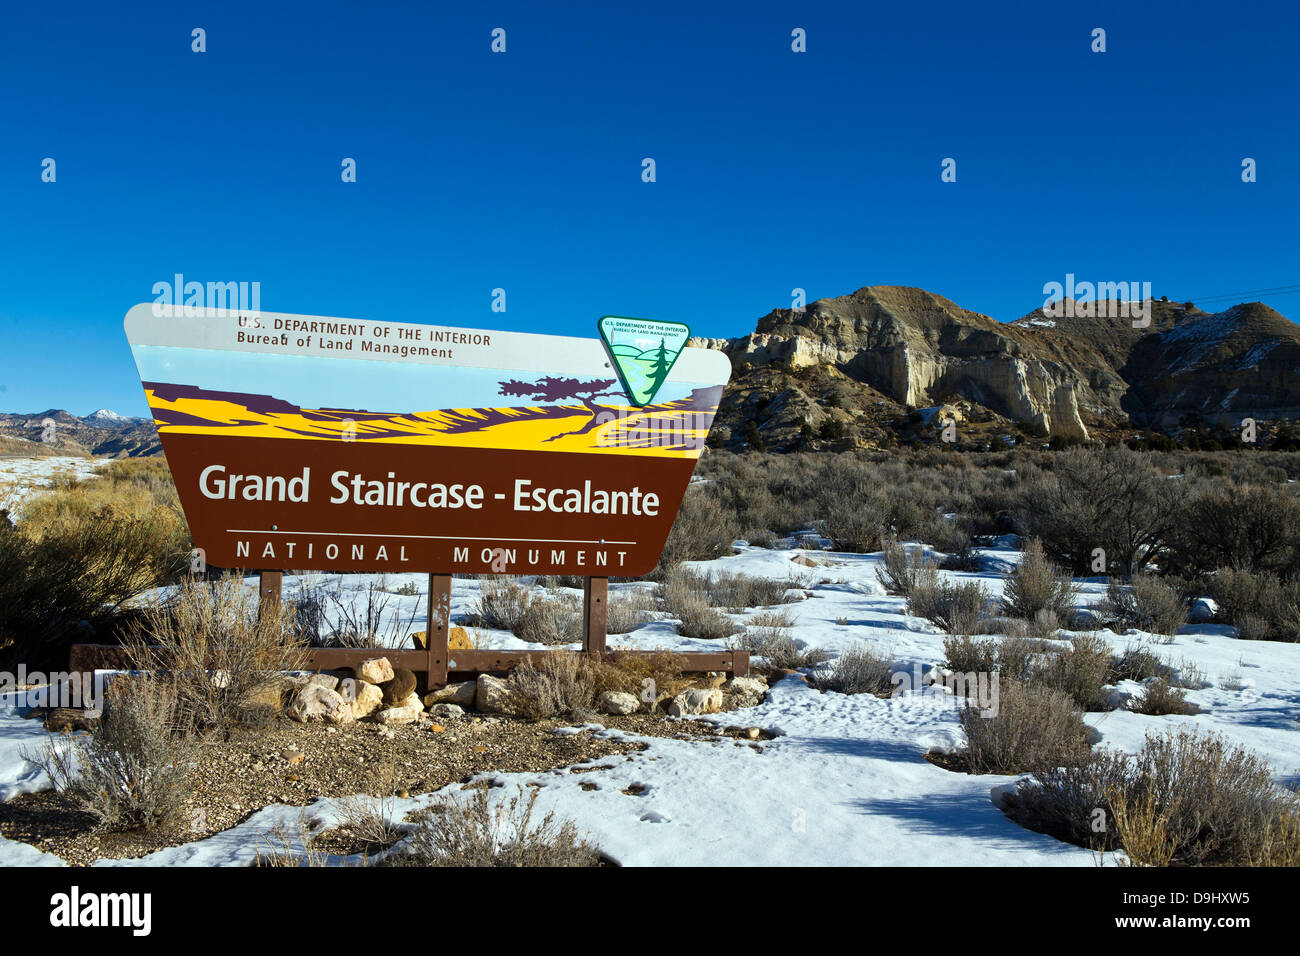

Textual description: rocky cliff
[693,285,1300,450]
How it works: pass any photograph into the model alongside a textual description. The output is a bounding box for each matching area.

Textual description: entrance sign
[124,304,730,576]
[597,315,690,407]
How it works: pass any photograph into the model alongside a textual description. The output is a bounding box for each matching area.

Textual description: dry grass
[875,538,937,597]
[24,675,197,831]
[1036,631,1114,712]
[1102,575,1187,636]
[592,650,691,706]
[124,575,309,734]
[1127,677,1193,716]
[393,786,601,867]
[908,578,991,635]
[506,654,596,720]
[732,610,827,671]
[957,679,1092,775]
[807,642,895,696]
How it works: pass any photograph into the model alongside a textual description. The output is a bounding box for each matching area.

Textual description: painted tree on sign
[498,376,622,442]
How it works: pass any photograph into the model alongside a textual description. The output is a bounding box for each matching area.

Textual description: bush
[591,649,691,706]
[506,654,596,720]
[1127,677,1192,716]
[1101,576,1186,636]
[1000,539,1076,623]
[957,679,1093,775]
[467,578,534,631]
[605,588,657,635]
[1208,568,1300,642]
[807,642,895,696]
[875,538,937,597]
[733,612,827,671]
[395,786,601,867]
[908,578,991,635]
[26,675,197,831]
[126,576,307,734]
[656,484,739,570]
[513,595,583,646]
[1011,730,1300,865]
[1109,641,1169,683]
[942,634,998,676]
[1037,632,1113,711]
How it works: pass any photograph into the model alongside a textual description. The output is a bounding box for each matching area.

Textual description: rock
[412,627,475,651]
[569,707,604,725]
[598,691,639,715]
[288,684,354,724]
[241,677,291,714]
[701,672,727,689]
[339,678,384,719]
[430,703,465,719]
[1189,597,1219,624]
[375,693,424,725]
[424,681,476,708]
[382,666,418,705]
[357,657,395,684]
[725,675,769,707]
[475,674,515,714]
[668,687,723,716]
[307,673,339,691]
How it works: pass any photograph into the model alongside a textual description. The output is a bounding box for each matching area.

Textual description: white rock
[598,691,640,715]
[668,687,722,716]
[375,693,424,726]
[725,676,768,703]
[339,678,384,719]
[431,703,465,719]
[288,684,354,724]
[475,674,515,714]
[308,673,340,691]
[357,657,395,684]
[424,681,476,708]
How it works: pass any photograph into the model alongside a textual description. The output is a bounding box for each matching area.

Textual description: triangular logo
[597,315,691,407]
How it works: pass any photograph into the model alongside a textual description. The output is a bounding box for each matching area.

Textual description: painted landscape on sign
[141,379,722,457]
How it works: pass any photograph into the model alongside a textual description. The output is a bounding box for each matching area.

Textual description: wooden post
[583,576,608,656]
[426,573,452,691]
[257,570,283,625]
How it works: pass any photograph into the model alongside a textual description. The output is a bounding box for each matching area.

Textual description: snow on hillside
[0,456,107,512]
[1,538,1297,866]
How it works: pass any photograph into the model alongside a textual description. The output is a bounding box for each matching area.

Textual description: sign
[124,304,730,576]
[597,315,690,406]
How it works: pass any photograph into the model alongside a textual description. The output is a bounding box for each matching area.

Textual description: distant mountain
[690,286,1300,450]
[0,409,160,458]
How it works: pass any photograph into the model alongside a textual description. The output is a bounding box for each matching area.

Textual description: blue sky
[1,0,1297,418]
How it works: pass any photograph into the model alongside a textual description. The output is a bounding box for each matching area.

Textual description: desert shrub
[942,634,998,676]
[875,538,938,597]
[1015,447,1181,576]
[908,578,991,635]
[655,484,740,570]
[325,579,420,648]
[995,634,1041,682]
[1127,677,1192,716]
[591,649,691,705]
[126,575,307,734]
[658,567,740,639]
[1207,568,1300,642]
[1101,576,1187,636]
[926,516,980,571]
[1000,539,1077,622]
[467,578,534,631]
[396,786,601,867]
[733,612,827,671]
[1037,632,1114,711]
[26,675,197,831]
[1170,484,1300,575]
[807,642,895,696]
[605,587,657,635]
[513,595,583,646]
[957,679,1092,775]
[818,498,889,553]
[1109,641,1169,683]
[1012,730,1300,865]
[506,654,596,719]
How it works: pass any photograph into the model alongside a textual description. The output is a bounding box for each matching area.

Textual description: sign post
[97,304,747,687]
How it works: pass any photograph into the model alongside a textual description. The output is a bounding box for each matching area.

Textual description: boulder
[724,676,768,707]
[475,674,515,714]
[307,673,339,691]
[598,691,639,715]
[288,684,354,724]
[375,693,424,726]
[668,688,723,716]
[382,666,417,705]
[357,657,395,684]
[412,627,475,651]
[339,678,383,719]
[424,681,476,708]
[1188,597,1219,624]
[241,676,292,714]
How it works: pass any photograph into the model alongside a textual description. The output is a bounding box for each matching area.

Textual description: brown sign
[124,305,730,576]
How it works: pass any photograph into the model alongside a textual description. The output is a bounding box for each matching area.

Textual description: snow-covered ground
[0,455,106,512]
[2,537,1298,866]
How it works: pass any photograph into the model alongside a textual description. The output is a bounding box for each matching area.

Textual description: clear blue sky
[2,0,1297,418]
